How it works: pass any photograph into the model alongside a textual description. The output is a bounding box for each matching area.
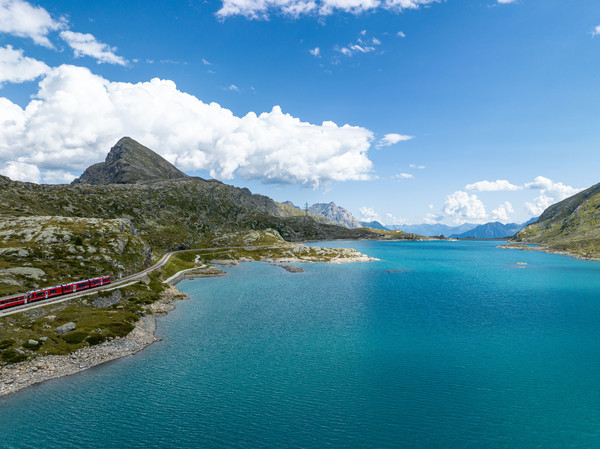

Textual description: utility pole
[88,266,90,280]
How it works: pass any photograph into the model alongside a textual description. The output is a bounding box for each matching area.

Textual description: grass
[0,274,166,367]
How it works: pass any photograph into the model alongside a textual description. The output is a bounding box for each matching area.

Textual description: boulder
[28,339,39,346]
[55,322,76,334]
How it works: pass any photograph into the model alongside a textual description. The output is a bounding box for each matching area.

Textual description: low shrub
[86,334,107,346]
[62,331,87,344]
[106,322,135,337]
[23,341,40,350]
[0,339,15,350]
[0,349,27,364]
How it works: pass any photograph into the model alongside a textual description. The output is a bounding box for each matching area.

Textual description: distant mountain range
[359,221,388,230]
[388,223,477,237]
[450,218,538,239]
[284,201,363,229]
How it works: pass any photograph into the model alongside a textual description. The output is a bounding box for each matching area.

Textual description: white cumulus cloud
[0,64,374,186]
[593,25,600,37]
[525,195,553,217]
[309,47,321,57]
[395,172,413,180]
[524,176,582,216]
[216,0,439,18]
[0,45,49,86]
[465,179,520,192]
[0,0,64,47]
[0,161,40,183]
[377,133,414,147]
[60,30,127,65]
[491,201,514,221]
[442,191,487,224]
[358,206,380,222]
[497,0,516,4]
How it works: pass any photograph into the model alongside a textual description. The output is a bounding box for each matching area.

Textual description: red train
[0,276,111,311]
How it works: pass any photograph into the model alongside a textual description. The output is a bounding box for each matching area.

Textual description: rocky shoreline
[0,285,186,398]
[0,252,377,398]
[497,243,600,262]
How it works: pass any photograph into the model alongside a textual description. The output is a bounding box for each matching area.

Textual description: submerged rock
[273,264,304,273]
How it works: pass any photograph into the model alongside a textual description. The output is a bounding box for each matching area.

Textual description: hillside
[0,137,423,295]
[513,182,600,259]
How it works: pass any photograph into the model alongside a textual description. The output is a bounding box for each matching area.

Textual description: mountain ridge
[72,137,189,185]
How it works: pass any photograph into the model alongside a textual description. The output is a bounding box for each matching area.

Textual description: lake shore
[0,285,185,398]
[0,253,377,398]
[497,243,600,262]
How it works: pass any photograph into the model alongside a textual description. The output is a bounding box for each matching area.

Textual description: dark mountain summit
[72,137,189,185]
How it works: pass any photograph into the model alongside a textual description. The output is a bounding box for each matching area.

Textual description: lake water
[2,240,600,448]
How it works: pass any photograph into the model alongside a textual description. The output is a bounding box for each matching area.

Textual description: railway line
[0,251,176,318]
[0,245,279,318]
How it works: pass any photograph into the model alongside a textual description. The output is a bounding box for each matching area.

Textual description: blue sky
[0,0,599,226]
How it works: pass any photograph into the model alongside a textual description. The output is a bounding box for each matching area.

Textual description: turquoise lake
[2,240,600,448]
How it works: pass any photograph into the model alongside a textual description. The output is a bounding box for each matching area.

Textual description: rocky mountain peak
[308,201,362,229]
[72,137,189,185]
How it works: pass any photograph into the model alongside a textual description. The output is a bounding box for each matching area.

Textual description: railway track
[0,251,176,318]
[0,245,281,318]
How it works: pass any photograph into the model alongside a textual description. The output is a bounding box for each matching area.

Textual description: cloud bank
[0,64,374,186]
[216,0,439,19]
[465,179,520,192]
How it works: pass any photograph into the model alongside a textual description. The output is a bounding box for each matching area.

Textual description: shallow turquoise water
[2,241,600,448]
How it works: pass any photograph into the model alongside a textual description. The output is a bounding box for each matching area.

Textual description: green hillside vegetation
[513,182,600,259]
[0,275,166,365]
[0,215,148,296]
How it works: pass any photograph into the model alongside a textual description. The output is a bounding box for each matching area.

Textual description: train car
[26,285,64,303]
[0,295,26,310]
[90,275,111,288]
[1,275,112,311]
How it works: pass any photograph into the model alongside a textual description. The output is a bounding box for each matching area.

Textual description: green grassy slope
[514,182,600,259]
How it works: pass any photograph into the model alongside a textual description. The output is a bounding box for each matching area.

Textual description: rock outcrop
[72,137,189,185]
[308,202,362,228]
